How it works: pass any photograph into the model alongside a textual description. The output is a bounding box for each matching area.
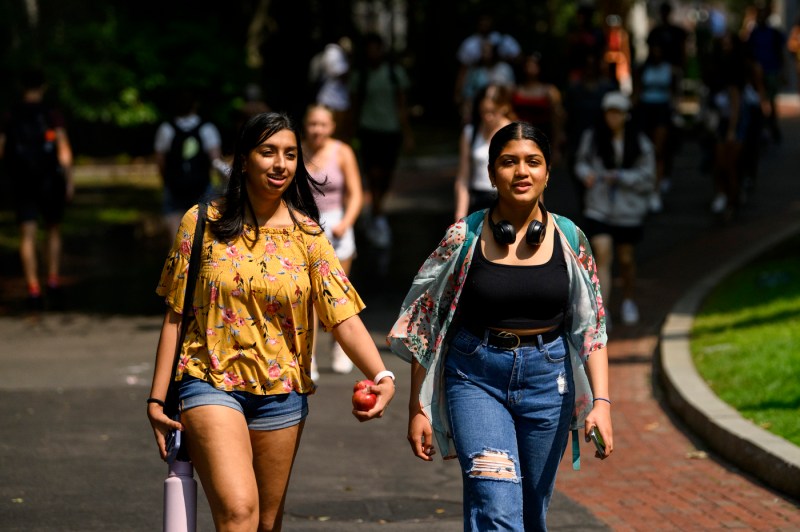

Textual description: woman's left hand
[584,401,614,459]
[352,378,395,422]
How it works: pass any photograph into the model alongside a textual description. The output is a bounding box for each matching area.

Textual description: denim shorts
[177,375,308,431]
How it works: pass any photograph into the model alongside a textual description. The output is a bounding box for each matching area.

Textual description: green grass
[691,235,800,446]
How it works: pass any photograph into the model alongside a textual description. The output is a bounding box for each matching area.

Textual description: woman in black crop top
[395,121,613,531]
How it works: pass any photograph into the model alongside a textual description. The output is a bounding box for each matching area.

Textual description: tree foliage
[1,0,254,155]
[0,0,756,157]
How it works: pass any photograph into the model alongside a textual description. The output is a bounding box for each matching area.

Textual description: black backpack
[4,103,61,184]
[163,120,211,205]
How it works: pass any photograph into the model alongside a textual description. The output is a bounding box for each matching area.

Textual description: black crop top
[459,233,569,330]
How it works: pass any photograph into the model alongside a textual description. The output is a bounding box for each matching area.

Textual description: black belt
[467,325,564,349]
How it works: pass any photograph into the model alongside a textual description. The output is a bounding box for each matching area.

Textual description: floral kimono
[387,209,607,468]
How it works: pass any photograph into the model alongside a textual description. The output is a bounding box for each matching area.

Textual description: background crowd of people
[2,1,798,323]
[1,1,798,529]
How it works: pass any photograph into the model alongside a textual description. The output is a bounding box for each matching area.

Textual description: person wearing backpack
[0,69,74,311]
[574,92,655,327]
[389,122,612,531]
[154,91,223,239]
[349,32,414,251]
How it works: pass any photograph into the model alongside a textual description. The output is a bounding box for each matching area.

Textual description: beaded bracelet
[593,397,612,405]
[146,397,166,407]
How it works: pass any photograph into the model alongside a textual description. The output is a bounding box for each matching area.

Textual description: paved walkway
[1,107,799,530]
[550,106,800,530]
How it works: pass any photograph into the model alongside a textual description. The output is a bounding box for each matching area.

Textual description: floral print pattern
[387,209,607,459]
[157,205,364,395]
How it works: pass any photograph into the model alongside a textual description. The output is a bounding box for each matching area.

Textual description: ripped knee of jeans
[466,449,518,481]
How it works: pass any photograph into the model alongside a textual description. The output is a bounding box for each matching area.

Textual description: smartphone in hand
[165,428,182,464]
[589,427,606,456]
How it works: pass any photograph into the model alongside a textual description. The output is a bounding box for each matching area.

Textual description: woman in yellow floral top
[146,112,395,530]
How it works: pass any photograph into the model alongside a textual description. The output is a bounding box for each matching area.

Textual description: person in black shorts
[0,69,74,310]
[574,92,655,327]
[350,32,414,249]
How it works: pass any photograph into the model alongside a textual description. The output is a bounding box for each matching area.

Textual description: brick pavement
[552,107,800,529]
[378,109,800,530]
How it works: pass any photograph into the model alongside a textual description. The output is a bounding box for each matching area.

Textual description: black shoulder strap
[169,203,208,380]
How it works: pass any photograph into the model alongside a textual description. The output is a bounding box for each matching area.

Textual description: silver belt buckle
[495,331,520,349]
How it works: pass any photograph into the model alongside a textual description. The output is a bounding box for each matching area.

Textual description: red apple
[352,379,377,411]
[353,379,374,392]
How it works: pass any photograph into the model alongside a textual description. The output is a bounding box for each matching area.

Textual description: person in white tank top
[454,84,514,221]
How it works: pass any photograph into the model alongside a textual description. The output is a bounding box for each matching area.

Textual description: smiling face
[489,138,549,206]
[244,128,298,203]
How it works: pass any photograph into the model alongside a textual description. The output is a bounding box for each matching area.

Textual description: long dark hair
[487,121,551,175]
[593,112,641,170]
[210,112,322,242]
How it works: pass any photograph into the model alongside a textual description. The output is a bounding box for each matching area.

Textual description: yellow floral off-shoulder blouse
[156,204,364,395]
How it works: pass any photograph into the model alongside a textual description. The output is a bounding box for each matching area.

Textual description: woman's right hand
[331,222,348,239]
[352,378,395,422]
[147,403,184,461]
[407,408,436,461]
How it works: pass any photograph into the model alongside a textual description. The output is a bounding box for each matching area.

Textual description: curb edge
[659,220,800,501]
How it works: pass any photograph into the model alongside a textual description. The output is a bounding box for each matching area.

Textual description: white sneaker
[710,193,727,214]
[621,299,640,325]
[310,357,320,381]
[649,192,663,213]
[330,342,354,374]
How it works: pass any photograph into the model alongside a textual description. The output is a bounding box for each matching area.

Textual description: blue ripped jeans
[444,328,575,532]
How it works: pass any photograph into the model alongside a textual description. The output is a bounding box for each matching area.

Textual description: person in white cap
[574,91,655,326]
